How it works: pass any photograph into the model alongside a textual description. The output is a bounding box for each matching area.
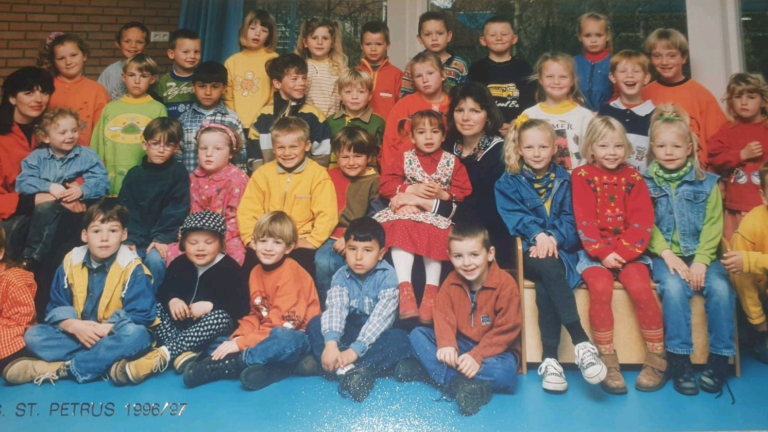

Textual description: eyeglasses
[147,141,178,150]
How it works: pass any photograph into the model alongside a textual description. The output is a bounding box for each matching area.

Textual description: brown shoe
[635,351,668,392]
[2,358,65,385]
[599,352,627,395]
[418,284,439,325]
[398,282,419,320]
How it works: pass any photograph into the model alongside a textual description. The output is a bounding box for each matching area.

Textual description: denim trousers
[23,320,151,383]
[409,326,518,393]
[136,247,166,295]
[307,314,412,374]
[313,239,347,307]
[209,327,312,367]
[651,257,736,356]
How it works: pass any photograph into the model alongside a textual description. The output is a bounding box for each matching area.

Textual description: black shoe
[240,363,292,391]
[338,368,375,402]
[182,354,245,388]
[699,354,729,394]
[754,332,768,365]
[667,352,699,396]
[447,375,493,416]
[394,357,426,383]
[294,355,321,377]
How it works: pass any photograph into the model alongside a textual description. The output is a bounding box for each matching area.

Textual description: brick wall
[0,0,183,85]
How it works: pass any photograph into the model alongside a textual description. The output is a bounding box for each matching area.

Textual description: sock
[542,345,558,361]
[564,321,589,345]
[59,362,70,379]
[597,343,614,355]
[645,339,665,354]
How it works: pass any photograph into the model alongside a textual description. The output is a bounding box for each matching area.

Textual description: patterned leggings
[153,304,234,359]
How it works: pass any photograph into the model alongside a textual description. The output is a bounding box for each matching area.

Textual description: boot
[394,357,427,383]
[125,347,170,384]
[419,284,439,325]
[667,352,699,395]
[398,282,418,320]
[754,332,768,365]
[173,351,200,374]
[294,354,322,377]
[338,368,376,402]
[635,351,668,392]
[599,352,627,395]
[699,353,729,394]
[446,375,492,416]
[2,358,65,385]
[240,363,292,391]
[183,353,246,388]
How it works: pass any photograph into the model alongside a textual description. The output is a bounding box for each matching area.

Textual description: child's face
[540,60,573,103]
[360,32,389,65]
[650,44,687,83]
[274,70,307,101]
[81,218,127,262]
[345,238,385,276]
[122,64,156,98]
[251,236,294,266]
[304,26,333,61]
[184,231,222,267]
[417,20,452,55]
[592,130,627,171]
[340,84,371,115]
[273,132,311,170]
[193,81,226,110]
[245,21,270,50]
[448,238,495,288]
[197,131,233,173]
[578,18,609,54]
[168,38,201,74]
[411,62,444,98]
[651,128,692,171]
[518,128,555,176]
[337,147,369,178]
[115,27,147,59]
[44,117,80,157]
[480,22,517,56]
[411,120,444,154]
[142,135,179,165]
[54,41,86,82]
[731,91,765,123]
[453,97,487,139]
[609,61,650,100]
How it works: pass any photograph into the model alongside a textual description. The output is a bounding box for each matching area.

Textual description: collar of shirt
[192,102,229,117]
[276,156,309,174]
[333,105,373,123]
[193,163,234,181]
[82,250,118,272]
[446,261,503,292]
[44,145,82,161]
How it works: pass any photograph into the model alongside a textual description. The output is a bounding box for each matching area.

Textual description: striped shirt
[177,103,247,174]
[306,59,343,118]
[0,265,37,359]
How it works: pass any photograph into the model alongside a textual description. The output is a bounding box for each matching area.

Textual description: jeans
[226,327,311,366]
[23,320,151,383]
[307,314,412,374]
[409,327,517,393]
[1,214,31,262]
[651,257,736,356]
[314,239,347,307]
[23,201,68,261]
[136,247,166,294]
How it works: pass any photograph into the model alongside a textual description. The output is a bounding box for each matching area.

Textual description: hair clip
[658,111,680,121]
[197,123,238,151]
[45,32,65,48]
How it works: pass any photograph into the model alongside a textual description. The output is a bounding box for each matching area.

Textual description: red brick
[0,59,7,67]
[9,40,43,49]
[74,6,102,14]
[3,13,29,21]
[76,24,101,32]
[89,16,116,23]
[119,0,144,7]
[0,23,8,31]
[0,31,27,39]
[42,23,72,31]
[10,23,42,31]
[12,5,45,12]
[29,0,61,4]
[43,5,71,13]
[2,0,33,4]
[0,5,11,11]
[102,7,132,16]
[25,31,54,40]
[27,14,60,22]
[9,58,37,67]
[0,49,25,57]
[24,49,41,57]
[157,9,179,17]
[57,15,88,23]
[144,17,171,25]
[90,0,116,6]
[90,31,115,40]
[64,0,93,5]
[89,49,114,57]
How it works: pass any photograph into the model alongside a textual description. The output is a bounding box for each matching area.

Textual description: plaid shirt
[321,260,399,357]
[0,265,36,359]
[177,103,247,173]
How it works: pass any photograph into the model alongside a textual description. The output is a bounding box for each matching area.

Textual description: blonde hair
[239,10,278,52]
[648,104,706,180]
[723,73,768,125]
[35,107,79,142]
[252,211,298,246]
[609,50,650,75]
[577,12,612,51]
[295,19,348,77]
[271,116,310,143]
[503,119,556,174]
[337,69,373,92]
[532,53,585,106]
[580,116,633,165]
[644,28,689,58]
[407,51,446,95]
[123,53,159,76]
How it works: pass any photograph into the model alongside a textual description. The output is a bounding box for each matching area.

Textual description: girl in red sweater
[571,116,665,394]
[374,110,471,324]
[709,73,768,241]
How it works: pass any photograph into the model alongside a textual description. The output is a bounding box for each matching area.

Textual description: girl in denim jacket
[645,104,736,397]
[495,119,605,393]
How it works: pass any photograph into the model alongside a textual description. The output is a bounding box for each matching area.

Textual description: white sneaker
[537,358,568,393]
[574,342,607,384]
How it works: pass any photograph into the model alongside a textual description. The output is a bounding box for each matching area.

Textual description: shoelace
[33,372,59,386]
[715,379,736,405]
[574,343,599,370]
[537,359,564,378]
[153,354,170,373]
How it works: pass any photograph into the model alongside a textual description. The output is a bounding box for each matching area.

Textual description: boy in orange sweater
[183,211,321,390]
[356,21,403,118]
[409,222,521,416]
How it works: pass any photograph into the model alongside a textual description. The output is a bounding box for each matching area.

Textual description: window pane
[741,0,768,78]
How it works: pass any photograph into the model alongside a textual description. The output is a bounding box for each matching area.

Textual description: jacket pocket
[291,195,313,227]
[524,197,543,211]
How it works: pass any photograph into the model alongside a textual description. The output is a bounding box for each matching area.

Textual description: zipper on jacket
[282,173,292,211]
[190,274,201,304]
[462,285,478,328]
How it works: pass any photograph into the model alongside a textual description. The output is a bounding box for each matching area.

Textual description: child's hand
[168,298,191,321]
[338,349,359,368]
[60,200,86,213]
[601,252,626,269]
[34,193,56,206]
[332,237,346,255]
[296,239,317,250]
[189,301,213,319]
[407,183,440,199]
[531,233,558,259]
[59,183,83,203]
[49,183,66,199]
[395,205,421,216]
[60,319,104,349]
[147,242,168,259]
[721,251,745,274]
[211,340,241,361]
[689,262,708,291]
[94,323,114,338]
[741,141,763,161]
[436,347,458,368]
[321,342,341,372]
[456,353,480,379]
[435,187,451,201]
[661,249,690,281]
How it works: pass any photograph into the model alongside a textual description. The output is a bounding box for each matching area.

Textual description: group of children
[0,8,767,417]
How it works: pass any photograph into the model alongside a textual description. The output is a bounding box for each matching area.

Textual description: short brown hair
[609,50,650,75]
[331,126,377,157]
[449,222,491,250]
[644,28,689,58]
[123,53,159,76]
[82,198,129,230]
[143,117,182,144]
[361,21,390,44]
[252,211,298,245]
[36,107,79,142]
[271,116,310,143]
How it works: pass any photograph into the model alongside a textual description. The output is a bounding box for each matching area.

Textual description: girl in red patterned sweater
[571,116,666,395]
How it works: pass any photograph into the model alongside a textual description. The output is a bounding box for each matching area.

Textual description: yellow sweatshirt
[224,48,279,128]
[731,204,768,325]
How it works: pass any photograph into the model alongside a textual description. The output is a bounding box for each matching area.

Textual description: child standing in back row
[296,19,349,118]
[574,12,614,111]
[152,29,201,119]
[356,21,403,119]
[98,22,149,101]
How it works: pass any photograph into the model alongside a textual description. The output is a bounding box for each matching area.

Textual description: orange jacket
[0,124,35,220]
[357,58,403,119]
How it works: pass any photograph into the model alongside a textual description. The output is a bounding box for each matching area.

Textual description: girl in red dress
[374,110,471,324]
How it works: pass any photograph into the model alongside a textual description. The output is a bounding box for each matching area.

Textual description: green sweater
[91,95,168,195]
[325,106,385,168]
[648,179,723,265]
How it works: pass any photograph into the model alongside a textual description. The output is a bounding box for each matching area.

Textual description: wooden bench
[509,238,741,376]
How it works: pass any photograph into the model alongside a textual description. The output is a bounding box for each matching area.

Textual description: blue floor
[1,355,767,432]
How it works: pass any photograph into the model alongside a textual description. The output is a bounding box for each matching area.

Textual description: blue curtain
[179,0,243,64]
